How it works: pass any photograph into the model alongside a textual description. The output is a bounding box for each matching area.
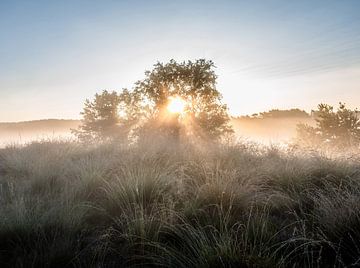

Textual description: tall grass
[0,139,359,267]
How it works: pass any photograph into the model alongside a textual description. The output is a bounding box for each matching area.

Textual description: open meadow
[1,138,360,267]
[2,1,360,267]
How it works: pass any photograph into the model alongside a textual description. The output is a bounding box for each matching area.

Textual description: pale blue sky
[1,0,360,121]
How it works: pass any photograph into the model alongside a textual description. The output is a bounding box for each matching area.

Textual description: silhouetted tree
[134,59,233,141]
[296,103,360,148]
[75,59,233,143]
[73,90,138,142]
[237,109,310,120]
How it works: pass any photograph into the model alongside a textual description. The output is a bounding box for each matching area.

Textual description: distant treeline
[0,119,80,132]
[0,119,81,145]
[235,109,310,120]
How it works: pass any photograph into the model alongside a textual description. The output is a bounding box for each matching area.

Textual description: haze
[1,0,360,122]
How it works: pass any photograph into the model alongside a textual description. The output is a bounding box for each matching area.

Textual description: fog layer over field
[231,117,315,144]
[0,117,315,146]
[0,120,80,146]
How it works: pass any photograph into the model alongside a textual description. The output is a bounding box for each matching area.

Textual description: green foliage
[296,102,360,148]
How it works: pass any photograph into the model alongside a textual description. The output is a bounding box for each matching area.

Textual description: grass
[0,139,359,267]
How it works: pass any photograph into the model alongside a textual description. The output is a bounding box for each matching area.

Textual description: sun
[167,96,186,114]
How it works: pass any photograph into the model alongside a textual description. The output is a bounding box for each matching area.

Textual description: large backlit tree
[75,59,233,142]
[134,59,233,140]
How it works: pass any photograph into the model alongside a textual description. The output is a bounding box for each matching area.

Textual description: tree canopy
[134,59,233,140]
[75,59,233,143]
[73,90,121,142]
[296,103,360,148]
[73,89,141,142]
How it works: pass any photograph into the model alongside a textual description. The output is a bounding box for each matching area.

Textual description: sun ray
[167,96,186,114]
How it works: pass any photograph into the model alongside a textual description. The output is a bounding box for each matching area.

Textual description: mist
[1,1,360,267]
[0,120,80,146]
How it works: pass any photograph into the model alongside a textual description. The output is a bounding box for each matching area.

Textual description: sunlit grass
[0,139,359,267]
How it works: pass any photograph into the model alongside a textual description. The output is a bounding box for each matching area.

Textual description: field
[1,139,360,267]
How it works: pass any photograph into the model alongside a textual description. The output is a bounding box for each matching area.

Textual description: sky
[0,0,360,122]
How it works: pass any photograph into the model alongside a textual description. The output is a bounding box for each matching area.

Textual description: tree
[73,90,137,142]
[75,59,233,143]
[296,103,360,148]
[134,59,233,141]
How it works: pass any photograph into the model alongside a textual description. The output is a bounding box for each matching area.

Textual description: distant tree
[235,109,309,121]
[256,109,309,119]
[134,59,233,141]
[296,103,360,148]
[73,90,138,142]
